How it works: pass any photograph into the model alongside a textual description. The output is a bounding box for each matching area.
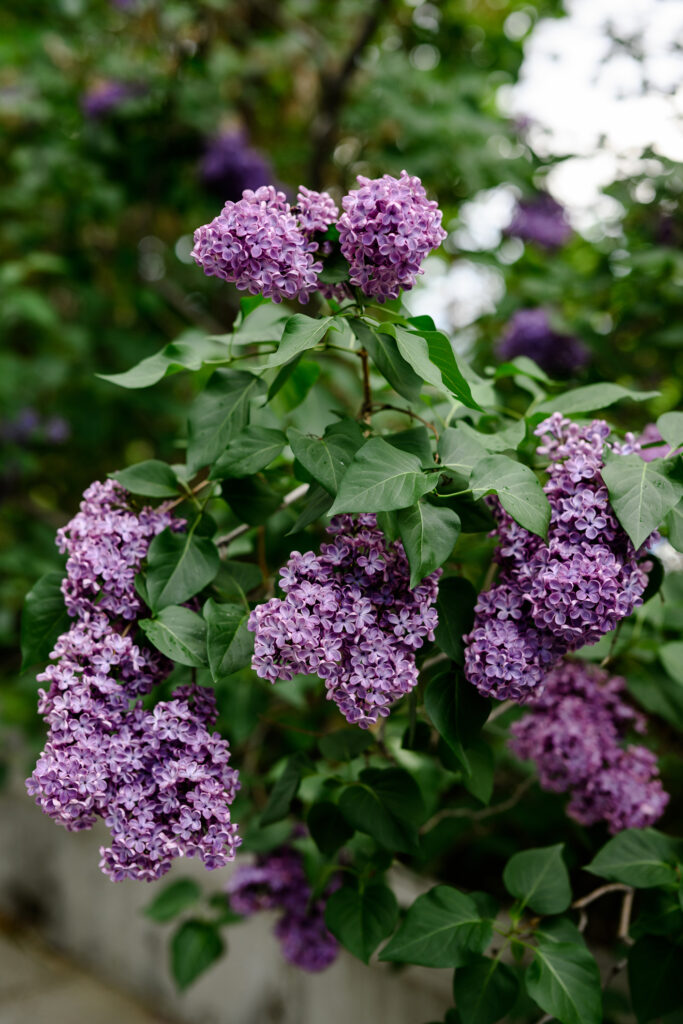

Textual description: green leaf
[470,455,550,538]
[503,844,571,914]
[325,883,398,963]
[170,920,224,990]
[424,671,490,773]
[388,323,481,410]
[656,411,683,451]
[339,767,425,855]
[387,426,434,467]
[288,482,333,533]
[139,606,207,667]
[438,426,487,484]
[329,437,438,514]
[461,737,495,806]
[525,939,602,1024]
[536,383,659,415]
[602,451,683,549]
[380,886,491,967]
[288,421,364,496]
[353,320,422,402]
[145,528,219,613]
[261,314,337,368]
[307,801,354,855]
[20,571,70,669]
[456,419,527,454]
[628,936,683,1024]
[433,576,478,665]
[666,499,683,552]
[453,955,519,1024]
[186,370,263,473]
[111,460,180,498]
[397,503,460,587]
[269,358,320,409]
[586,829,681,888]
[260,753,311,826]
[659,641,683,686]
[319,730,373,761]
[100,335,232,389]
[209,426,286,479]
[144,879,202,923]
[495,356,552,384]
[203,598,254,681]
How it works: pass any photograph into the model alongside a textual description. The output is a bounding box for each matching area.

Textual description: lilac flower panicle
[192,186,322,304]
[227,839,339,972]
[505,194,572,249]
[200,131,272,201]
[510,661,668,833]
[295,187,339,237]
[337,170,446,301]
[27,481,241,881]
[248,514,440,728]
[497,309,589,377]
[464,414,654,701]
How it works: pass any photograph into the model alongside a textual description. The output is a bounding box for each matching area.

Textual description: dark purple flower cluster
[510,660,668,833]
[497,309,589,377]
[226,840,339,972]
[26,481,240,881]
[81,80,141,119]
[199,131,273,201]
[192,186,322,304]
[337,170,447,301]
[464,414,654,701]
[505,194,572,249]
[249,514,440,728]
[1,408,70,445]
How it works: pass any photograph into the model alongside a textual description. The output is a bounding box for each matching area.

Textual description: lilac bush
[248,514,440,728]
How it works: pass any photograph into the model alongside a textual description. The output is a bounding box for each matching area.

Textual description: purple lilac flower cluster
[337,170,447,301]
[510,660,668,832]
[192,186,322,304]
[248,514,440,728]
[26,481,240,881]
[200,131,273,201]
[226,840,339,972]
[497,309,589,377]
[81,80,142,119]
[464,414,654,701]
[505,194,572,249]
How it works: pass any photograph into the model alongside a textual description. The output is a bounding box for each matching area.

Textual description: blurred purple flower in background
[1,408,70,445]
[637,423,682,461]
[200,131,273,201]
[81,80,142,119]
[505,193,572,249]
[497,308,589,377]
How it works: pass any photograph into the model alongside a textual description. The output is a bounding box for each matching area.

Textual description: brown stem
[572,883,632,910]
[420,776,534,833]
[164,478,213,512]
[215,483,310,550]
[359,348,373,426]
[370,403,440,440]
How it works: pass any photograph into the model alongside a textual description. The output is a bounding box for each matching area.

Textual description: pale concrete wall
[0,778,452,1024]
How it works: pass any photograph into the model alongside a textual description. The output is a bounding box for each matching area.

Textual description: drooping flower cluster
[192,186,322,303]
[226,838,339,972]
[199,130,273,200]
[26,481,240,881]
[249,514,440,728]
[505,194,572,249]
[497,309,589,378]
[510,660,668,833]
[337,170,447,301]
[464,415,654,701]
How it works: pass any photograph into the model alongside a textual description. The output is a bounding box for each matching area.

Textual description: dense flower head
[337,170,447,301]
[505,193,572,249]
[27,481,240,881]
[249,514,440,728]
[295,187,339,237]
[464,414,654,701]
[497,309,589,377]
[200,131,273,200]
[191,186,322,303]
[510,660,668,833]
[226,838,339,972]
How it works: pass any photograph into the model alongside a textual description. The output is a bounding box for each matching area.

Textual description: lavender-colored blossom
[192,186,321,304]
[248,514,440,728]
[337,170,446,301]
[227,839,339,972]
[497,309,589,377]
[505,194,572,249]
[27,481,240,881]
[510,660,668,833]
[637,423,682,461]
[296,187,339,237]
[464,414,654,701]
[81,80,141,119]
[200,131,273,201]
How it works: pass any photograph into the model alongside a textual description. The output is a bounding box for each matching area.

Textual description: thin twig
[618,887,635,943]
[164,478,213,511]
[370,403,440,440]
[359,348,373,425]
[215,483,310,549]
[487,699,515,723]
[421,776,534,833]
[572,883,632,910]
